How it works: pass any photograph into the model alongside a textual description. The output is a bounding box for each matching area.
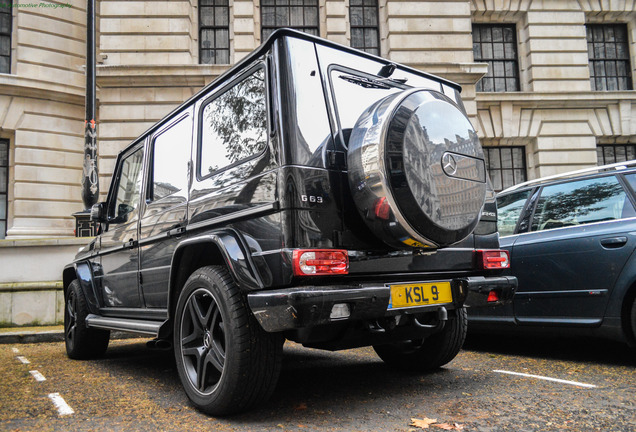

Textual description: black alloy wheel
[179,287,227,395]
[174,266,284,415]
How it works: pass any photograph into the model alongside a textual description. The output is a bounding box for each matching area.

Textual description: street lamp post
[74,0,99,237]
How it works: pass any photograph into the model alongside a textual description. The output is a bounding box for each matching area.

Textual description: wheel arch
[62,262,101,315]
[160,231,263,339]
[620,280,636,347]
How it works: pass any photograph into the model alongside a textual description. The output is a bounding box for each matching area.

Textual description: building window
[586,24,632,91]
[350,0,380,55]
[0,7,11,73]
[597,144,636,165]
[484,146,526,192]
[261,0,319,41]
[472,24,520,92]
[199,0,230,64]
[0,139,8,239]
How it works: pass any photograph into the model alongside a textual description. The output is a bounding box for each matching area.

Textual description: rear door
[511,174,636,326]
[138,111,193,308]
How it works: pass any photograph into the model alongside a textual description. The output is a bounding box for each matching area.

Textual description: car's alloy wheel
[179,287,226,395]
[174,266,283,415]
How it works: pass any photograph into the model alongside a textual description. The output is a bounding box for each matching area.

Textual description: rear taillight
[374,197,391,220]
[292,249,349,276]
[476,249,510,270]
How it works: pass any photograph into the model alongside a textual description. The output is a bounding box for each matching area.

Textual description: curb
[0,330,138,344]
[0,330,65,344]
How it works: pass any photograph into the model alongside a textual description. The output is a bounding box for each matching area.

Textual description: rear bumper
[247,276,517,332]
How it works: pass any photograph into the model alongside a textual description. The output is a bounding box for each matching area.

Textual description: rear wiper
[339,74,392,89]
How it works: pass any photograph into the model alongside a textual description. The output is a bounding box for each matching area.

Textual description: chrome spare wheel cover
[347,89,487,248]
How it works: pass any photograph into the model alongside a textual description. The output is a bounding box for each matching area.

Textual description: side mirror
[90,202,107,223]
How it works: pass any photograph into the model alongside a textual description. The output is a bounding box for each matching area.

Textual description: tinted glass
[200,69,267,176]
[531,176,634,232]
[496,190,531,236]
[152,117,192,201]
[330,69,402,134]
[111,147,144,223]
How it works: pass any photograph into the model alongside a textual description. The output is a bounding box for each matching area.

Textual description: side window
[530,176,634,232]
[496,190,531,237]
[199,68,267,177]
[110,147,144,224]
[151,116,192,202]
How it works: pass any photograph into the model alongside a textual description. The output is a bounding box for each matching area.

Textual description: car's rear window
[530,175,635,232]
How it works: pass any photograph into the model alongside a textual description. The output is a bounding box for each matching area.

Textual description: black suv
[63,29,516,415]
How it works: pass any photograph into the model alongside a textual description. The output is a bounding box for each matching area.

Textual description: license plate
[388,281,452,309]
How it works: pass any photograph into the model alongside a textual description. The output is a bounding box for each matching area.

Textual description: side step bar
[86,314,162,336]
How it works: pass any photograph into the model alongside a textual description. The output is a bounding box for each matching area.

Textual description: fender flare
[166,230,264,317]
[63,262,101,315]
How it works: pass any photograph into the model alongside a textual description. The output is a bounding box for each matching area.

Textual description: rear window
[530,176,635,232]
[329,68,403,138]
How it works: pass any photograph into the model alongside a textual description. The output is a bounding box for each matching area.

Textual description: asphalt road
[1,335,634,432]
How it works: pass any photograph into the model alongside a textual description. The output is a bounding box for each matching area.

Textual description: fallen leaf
[410,417,438,429]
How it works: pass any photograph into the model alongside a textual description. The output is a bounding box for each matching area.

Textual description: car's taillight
[476,249,510,270]
[374,197,391,220]
[292,249,349,276]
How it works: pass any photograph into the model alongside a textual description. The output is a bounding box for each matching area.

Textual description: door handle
[168,225,186,237]
[123,239,137,248]
[600,236,627,248]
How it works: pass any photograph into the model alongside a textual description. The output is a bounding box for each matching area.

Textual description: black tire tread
[374,308,467,371]
[65,280,110,360]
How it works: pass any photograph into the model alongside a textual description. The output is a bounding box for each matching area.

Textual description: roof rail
[501,160,636,193]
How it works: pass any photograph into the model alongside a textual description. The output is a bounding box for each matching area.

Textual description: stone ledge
[476,91,636,107]
[0,237,93,248]
[0,281,63,293]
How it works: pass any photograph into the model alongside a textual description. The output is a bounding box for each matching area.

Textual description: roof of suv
[500,160,636,194]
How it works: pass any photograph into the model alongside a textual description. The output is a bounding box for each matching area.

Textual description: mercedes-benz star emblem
[442,153,458,176]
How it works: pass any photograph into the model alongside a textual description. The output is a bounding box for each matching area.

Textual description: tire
[173,266,284,416]
[64,280,110,359]
[629,299,636,349]
[373,308,467,371]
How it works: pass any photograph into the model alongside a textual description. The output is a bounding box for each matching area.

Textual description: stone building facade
[0,0,634,324]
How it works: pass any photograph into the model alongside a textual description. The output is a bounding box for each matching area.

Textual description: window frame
[528,174,635,233]
[349,0,380,56]
[107,143,146,223]
[586,23,633,91]
[472,23,520,92]
[0,6,11,74]
[597,144,636,165]
[484,146,527,192]
[260,0,320,41]
[199,0,230,65]
[0,138,8,239]
[147,113,192,204]
[196,64,270,181]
